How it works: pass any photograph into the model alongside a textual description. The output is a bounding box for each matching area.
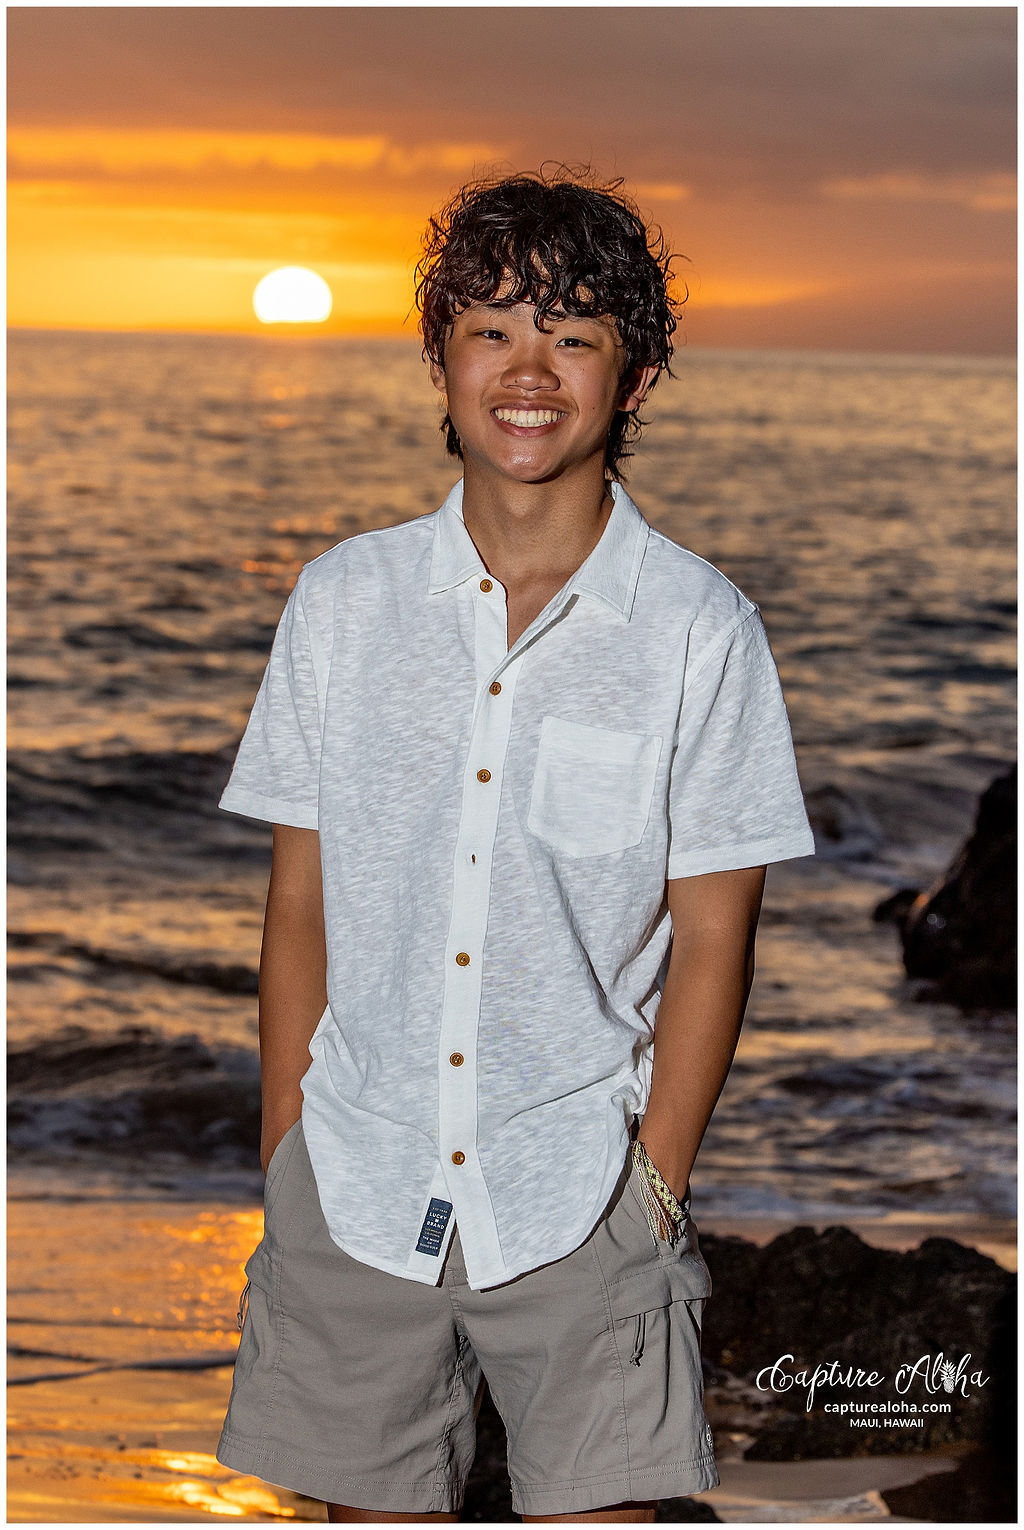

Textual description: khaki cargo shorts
[217,1121,718,1517]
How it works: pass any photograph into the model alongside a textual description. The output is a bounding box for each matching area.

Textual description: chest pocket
[527,715,663,857]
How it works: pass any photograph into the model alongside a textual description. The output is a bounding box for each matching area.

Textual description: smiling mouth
[492,407,567,429]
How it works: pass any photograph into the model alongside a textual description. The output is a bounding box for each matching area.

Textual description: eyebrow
[474,302,607,327]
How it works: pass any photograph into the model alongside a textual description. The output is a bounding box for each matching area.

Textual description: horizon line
[7,323,1015,369]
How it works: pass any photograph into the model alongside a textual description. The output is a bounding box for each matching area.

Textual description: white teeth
[494,408,564,427]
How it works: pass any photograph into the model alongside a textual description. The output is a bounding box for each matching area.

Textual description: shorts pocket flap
[667,1250,714,1300]
[607,1262,675,1318]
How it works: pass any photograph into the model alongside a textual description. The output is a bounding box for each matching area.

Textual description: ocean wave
[7,748,251,875]
[8,1025,261,1162]
[8,929,257,994]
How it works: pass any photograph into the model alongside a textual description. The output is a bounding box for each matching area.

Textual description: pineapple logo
[896,1351,990,1397]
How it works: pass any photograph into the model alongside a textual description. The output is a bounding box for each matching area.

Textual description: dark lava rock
[875,764,1016,1010]
[655,1498,721,1521]
[699,1226,1013,1469]
[872,885,919,925]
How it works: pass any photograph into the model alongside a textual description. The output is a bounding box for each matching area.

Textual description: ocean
[7,329,1016,1241]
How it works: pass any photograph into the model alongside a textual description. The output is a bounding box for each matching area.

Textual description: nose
[501,340,559,395]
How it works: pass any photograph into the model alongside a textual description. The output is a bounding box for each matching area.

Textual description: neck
[460,459,614,589]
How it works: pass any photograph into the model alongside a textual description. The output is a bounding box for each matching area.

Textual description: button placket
[433,573,581,1284]
[434,576,521,1259]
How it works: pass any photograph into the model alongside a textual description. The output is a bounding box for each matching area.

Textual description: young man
[216,170,815,1523]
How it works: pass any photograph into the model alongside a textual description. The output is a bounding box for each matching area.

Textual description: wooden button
[455,952,471,966]
[449,1052,465,1067]
[479,578,493,592]
[477,768,491,783]
[451,1150,466,1165]
[489,681,502,695]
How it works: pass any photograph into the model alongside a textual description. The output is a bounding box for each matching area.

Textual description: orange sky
[7,7,1017,353]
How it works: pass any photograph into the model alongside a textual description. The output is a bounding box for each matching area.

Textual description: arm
[257,823,328,1172]
[637,864,767,1202]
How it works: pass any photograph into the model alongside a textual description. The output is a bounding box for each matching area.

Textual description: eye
[477,327,507,341]
[556,336,591,349]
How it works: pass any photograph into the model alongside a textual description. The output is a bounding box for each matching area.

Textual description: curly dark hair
[415,164,686,477]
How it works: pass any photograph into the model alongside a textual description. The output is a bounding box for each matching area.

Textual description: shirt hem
[465,1206,626,1290]
[218,788,319,829]
[324,1229,448,1286]
[667,832,815,879]
[324,1216,609,1292]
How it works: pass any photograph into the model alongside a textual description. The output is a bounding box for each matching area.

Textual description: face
[429,297,659,487]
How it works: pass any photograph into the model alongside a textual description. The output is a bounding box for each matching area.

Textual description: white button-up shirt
[219,478,815,1290]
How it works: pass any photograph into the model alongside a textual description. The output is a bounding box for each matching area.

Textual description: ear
[427,356,447,396]
[619,363,661,414]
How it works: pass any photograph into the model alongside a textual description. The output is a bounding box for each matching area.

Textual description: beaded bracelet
[632,1138,687,1245]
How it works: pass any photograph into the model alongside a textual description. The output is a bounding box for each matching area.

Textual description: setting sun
[253,266,333,324]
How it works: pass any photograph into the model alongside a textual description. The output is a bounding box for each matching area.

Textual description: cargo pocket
[623,1287,706,1364]
[603,1248,716,1476]
[527,715,662,857]
[661,1220,714,1356]
[606,1262,675,1371]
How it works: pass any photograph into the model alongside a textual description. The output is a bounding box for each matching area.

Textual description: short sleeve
[218,573,322,828]
[667,608,815,878]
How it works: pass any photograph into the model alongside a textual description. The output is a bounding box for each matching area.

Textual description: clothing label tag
[415,1197,453,1256]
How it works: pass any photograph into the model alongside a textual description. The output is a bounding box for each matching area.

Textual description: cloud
[6,127,509,180]
[821,172,1015,213]
[688,276,836,311]
[8,8,1013,191]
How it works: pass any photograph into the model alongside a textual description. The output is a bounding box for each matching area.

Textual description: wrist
[635,1128,693,1204]
[260,1108,301,1173]
[632,1139,689,1244]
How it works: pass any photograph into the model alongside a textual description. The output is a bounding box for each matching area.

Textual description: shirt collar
[427,478,649,622]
